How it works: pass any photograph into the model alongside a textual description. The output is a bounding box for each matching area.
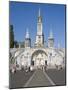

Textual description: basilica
[10,9,65,71]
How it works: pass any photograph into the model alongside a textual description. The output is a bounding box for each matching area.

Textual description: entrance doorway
[31,50,47,69]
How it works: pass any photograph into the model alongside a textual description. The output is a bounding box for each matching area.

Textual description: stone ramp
[24,69,55,87]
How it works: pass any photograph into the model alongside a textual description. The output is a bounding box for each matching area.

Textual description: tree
[14,40,19,48]
[10,25,14,48]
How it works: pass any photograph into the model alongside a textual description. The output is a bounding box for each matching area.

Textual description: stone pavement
[24,69,55,87]
[9,68,66,89]
[9,70,34,89]
[46,68,66,85]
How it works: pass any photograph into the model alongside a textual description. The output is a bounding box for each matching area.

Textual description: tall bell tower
[35,8,44,47]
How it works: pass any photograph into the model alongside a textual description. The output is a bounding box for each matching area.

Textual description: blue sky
[9,1,66,48]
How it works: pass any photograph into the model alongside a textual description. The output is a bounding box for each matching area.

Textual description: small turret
[25,28,31,48]
[48,28,54,48]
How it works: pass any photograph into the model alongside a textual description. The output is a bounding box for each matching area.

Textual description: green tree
[10,25,14,48]
[14,40,19,48]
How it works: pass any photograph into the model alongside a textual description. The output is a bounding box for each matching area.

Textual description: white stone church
[10,9,65,71]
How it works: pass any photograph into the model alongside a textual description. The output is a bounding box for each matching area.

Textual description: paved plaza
[46,68,66,86]
[9,70,34,89]
[9,68,66,89]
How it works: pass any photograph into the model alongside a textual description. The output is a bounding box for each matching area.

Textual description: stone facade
[10,9,65,70]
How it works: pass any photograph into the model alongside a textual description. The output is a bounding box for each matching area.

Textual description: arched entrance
[31,50,48,69]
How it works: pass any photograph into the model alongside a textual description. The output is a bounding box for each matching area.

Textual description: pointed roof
[50,30,53,38]
[49,27,53,39]
[25,28,29,39]
[39,8,41,17]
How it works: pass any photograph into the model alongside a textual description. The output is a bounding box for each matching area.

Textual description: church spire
[25,28,29,39]
[38,8,42,23]
[25,28,31,48]
[48,27,54,48]
[50,30,53,38]
[39,8,41,17]
[49,27,53,39]
[35,8,44,47]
